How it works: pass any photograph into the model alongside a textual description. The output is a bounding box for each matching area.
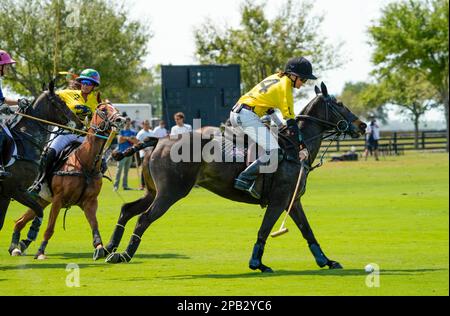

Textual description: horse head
[90,102,126,136]
[31,79,83,130]
[299,82,366,138]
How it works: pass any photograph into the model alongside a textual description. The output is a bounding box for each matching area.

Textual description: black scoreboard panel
[162,65,241,128]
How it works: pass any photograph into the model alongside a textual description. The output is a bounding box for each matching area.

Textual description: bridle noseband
[297,94,356,137]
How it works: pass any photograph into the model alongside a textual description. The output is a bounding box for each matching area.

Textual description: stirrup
[0,170,12,179]
[27,181,42,195]
[234,178,261,200]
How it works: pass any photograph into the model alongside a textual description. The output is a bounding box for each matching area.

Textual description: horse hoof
[261,267,274,273]
[328,261,343,269]
[11,248,22,256]
[93,247,106,261]
[36,254,47,260]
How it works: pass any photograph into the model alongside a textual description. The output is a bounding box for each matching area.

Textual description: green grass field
[0,152,448,296]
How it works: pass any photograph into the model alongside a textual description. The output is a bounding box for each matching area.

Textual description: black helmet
[284,57,317,80]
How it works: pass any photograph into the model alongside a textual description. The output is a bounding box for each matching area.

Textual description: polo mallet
[271,162,306,238]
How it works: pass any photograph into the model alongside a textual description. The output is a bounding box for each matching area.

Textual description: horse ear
[314,85,321,95]
[42,82,48,92]
[320,82,328,97]
[97,92,102,104]
[49,79,55,95]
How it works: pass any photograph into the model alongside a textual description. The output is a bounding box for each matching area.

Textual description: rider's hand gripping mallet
[270,163,305,238]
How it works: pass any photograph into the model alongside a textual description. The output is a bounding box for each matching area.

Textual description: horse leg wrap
[106,224,125,252]
[249,242,265,270]
[38,240,48,254]
[26,217,43,242]
[309,243,329,267]
[92,229,103,248]
[9,231,21,254]
[11,231,20,245]
[124,234,142,259]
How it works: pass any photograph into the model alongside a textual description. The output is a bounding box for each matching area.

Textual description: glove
[0,104,13,115]
[17,98,31,109]
[286,119,302,145]
[299,148,309,161]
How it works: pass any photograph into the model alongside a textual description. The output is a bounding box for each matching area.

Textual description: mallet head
[270,227,289,238]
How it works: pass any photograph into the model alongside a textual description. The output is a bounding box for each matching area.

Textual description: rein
[295,95,353,171]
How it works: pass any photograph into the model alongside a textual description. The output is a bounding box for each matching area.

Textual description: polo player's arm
[267,109,283,127]
[279,79,295,121]
[3,97,18,106]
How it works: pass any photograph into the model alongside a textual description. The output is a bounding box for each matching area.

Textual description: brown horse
[9,103,125,260]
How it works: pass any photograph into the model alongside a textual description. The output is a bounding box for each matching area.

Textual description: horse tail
[63,207,70,231]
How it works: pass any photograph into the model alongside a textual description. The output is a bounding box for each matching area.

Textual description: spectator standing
[364,118,381,161]
[114,117,138,191]
[170,112,192,135]
[153,120,168,138]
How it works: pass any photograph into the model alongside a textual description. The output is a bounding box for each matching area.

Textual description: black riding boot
[28,148,57,195]
[234,158,267,200]
[0,133,11,180]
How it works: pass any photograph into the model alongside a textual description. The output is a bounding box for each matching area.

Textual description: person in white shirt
[364,118,381,161]
[136,120,155,190]
[170,112,192,135]
[153,120,168,138]
[136,120,155,158]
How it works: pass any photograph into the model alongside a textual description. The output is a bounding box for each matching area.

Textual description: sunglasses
[80,80,94,86]
[299,78,308,84]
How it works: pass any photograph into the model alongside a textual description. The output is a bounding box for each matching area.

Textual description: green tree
[0,0,150,102]
[339,81,389,120]
[368,0,449,150]
[382,71,438,148]
[194,0,342,92]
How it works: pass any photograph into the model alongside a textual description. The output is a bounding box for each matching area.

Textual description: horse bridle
[297,94,358,140]
[295,94,359,171]
[89,103,123,135]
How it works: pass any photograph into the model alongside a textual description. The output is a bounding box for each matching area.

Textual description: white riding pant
[230,109,280,153]
[48,127,84,155]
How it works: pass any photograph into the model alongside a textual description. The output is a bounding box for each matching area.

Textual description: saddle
[219,123,301,207]
[219,122,299,165]
[48,141,108,185]
[0,124,18,168]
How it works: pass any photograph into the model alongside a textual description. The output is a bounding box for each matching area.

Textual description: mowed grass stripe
[0,152,448,296]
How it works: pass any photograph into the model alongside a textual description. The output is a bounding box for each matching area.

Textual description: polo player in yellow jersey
[28,68,102,194]
[230,57,317,199]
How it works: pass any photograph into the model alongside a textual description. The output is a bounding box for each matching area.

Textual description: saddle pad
[1,123,17,167]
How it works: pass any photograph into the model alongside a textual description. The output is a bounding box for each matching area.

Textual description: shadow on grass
[160,268,447,280]
[0,263,99,271]
[49,252,190,260]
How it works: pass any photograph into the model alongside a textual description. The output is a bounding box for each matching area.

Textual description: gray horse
[105,82,367,272]
[0,81,82,231]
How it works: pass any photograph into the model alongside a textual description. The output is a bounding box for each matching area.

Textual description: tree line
[1,0,448,150]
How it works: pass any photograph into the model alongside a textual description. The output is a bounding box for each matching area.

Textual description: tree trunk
[444,91,449,153]
[413,115,420,150]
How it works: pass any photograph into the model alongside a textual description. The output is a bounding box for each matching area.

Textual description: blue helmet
[76,68,101,86]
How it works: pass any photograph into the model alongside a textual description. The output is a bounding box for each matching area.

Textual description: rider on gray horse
[230,57,316,199]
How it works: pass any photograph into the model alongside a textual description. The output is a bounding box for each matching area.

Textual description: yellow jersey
[238,74,295,120]
[56,90,99,124]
